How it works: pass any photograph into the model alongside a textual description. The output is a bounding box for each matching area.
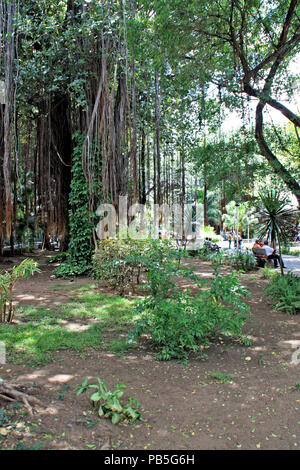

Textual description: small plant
[76,378,142,424]
[227,250,257,271]
[208,371,234,383]
[0,259,40,323]
[58,383,70,401]
[261,266,277,281]
[265,272,300,314]
[201,249,257,272]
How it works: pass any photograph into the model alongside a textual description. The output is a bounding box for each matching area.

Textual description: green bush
[130,266,251,360]
[265,272,300,314]
[0,259,40,323]
[92,238,184,294]
[226,251,257,271]
[201,249,257,272]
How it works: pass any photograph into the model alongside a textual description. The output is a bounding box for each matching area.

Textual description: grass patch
[0,287,138,365]
[108,338,132,356]
[264,272,300,315]
[208,371,235,383]
[59,290,138,327]
[0,321,103,366]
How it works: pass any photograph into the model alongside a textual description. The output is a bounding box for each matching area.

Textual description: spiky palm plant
[257,190,299,275]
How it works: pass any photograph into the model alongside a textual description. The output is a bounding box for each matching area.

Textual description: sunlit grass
[0,286,138,365]
[0,322,103,366]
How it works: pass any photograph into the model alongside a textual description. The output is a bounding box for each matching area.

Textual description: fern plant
[265,272,300,315]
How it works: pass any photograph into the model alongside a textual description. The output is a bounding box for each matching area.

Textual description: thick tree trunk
[255,102,300,207]
[154,71,161,206]
[50,94,73,250]
[3,0,15,239]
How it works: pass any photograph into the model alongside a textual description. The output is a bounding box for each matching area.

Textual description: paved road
[282,254,300,277]
[216,240,300,277]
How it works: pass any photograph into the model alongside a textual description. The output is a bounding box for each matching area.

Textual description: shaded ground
[0,252,300,450]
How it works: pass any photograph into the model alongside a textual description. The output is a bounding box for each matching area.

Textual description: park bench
[204,240,220,253]
[252,247,274,267]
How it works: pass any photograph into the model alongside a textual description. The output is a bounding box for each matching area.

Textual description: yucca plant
[0,259,40,323]
[257,191,299,275]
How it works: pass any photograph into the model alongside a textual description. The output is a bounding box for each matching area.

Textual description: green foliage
[261,266,278,281]
[258,190,299,246]
[0,286,136,365]
[0,259,40,323]
[201,249,257,272]
[225,250,257,271]
[280,247,300,257]
[76,378,142,425]
[222,201,258,234]
[55,136,94,279]
[46,252,68,264]
[92,238,184,295]
[130,263,251,361]
[265,272,300,315]
[208,371,234,383]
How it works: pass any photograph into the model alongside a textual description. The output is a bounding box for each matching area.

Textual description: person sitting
[252,239,263,249]
[204,237,212,248]
[204,237,220,252]
[261,241,286,269]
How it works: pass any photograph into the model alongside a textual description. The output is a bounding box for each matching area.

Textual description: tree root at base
[0,380,42,415]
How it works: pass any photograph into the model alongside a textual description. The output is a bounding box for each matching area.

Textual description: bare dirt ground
[0,251,300,450]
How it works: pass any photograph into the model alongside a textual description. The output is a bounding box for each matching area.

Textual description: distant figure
[261,241,286,269]
[228,232,233,249]
[204,237,220,252]
[238,231,242,248]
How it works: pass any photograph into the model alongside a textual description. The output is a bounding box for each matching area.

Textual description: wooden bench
[252,248,274,267]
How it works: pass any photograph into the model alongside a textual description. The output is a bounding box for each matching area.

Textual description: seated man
[261,241,286,269]
[204,237,220,252]
[204,237,212,248]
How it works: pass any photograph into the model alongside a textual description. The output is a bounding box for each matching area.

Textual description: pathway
[282,254,300,277]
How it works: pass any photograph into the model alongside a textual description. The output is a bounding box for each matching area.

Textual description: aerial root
[0,380,42,415]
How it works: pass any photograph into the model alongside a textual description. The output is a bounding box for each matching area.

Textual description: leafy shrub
[280,246,300,257]
[201,249,257,272]
[92,238,184,294]
[130,266,251,360]
[261,266,278,281]
[265,272,300,314]
[76,378,141,424]
[226,251,257,271]
[0,259,40,323]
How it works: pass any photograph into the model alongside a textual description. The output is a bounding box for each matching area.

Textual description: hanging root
[0,380,43,415]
